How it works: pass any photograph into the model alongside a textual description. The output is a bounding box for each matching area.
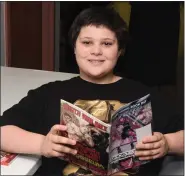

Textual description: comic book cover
[60,94,153,176]
[0,151,17,166]
[108,94,153,176]
[60,100,111,176]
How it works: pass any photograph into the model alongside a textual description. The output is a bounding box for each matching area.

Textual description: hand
[111,172,128,176]
[135,132,169,160]
[40,124,77,158]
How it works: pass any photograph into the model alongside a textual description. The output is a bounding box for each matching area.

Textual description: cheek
[75,44,90,58]
[105,48,119,61]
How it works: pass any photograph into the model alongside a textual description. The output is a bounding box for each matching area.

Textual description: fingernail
[73,150,77,155]
[72,140,76,145]
[61,125,67,130]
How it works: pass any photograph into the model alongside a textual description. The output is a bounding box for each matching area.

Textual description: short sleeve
[150,88,184,134]
[0,83,51,134]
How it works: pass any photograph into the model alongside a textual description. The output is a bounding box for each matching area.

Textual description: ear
[118,49,125,57]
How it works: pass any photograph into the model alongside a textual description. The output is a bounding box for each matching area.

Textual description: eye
[102,42,113,46]
[82,41,92,45]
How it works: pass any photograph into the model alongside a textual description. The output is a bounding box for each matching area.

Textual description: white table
[1,66,77,175]
[1,154,41,175]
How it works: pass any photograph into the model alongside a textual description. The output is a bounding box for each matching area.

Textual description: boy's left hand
[135,132,169,160]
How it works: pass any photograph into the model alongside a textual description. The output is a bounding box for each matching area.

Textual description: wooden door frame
[4,2,11,66]
[4,2,55,71]
[42,2,55,71]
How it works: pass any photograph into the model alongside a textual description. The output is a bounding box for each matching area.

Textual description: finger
[52,135,76,145]
[142,132,162,143]
[50,124,67,135]
[112,172,128,176]
[138,153,161,161]
[50,150,66,158]
[136,142,161,150]
[138,156,153,161]
[53,144,77,155]
[135,148,160,157]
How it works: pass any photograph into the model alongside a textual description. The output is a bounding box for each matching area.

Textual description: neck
[80,72,121,84]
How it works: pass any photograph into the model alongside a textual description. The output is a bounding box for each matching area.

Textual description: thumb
[50,124,67,135]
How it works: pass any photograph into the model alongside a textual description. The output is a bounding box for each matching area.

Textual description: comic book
[60,94,153,176]
[0,151,17,166]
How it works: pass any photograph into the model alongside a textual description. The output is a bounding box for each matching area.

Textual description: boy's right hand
[40,124,77,158]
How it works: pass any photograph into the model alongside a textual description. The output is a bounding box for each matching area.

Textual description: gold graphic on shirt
[74,100,126,123]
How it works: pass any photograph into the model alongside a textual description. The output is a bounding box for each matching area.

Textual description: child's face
[75,25,121,81]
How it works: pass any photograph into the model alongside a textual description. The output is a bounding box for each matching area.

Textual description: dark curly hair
[69,6,129,51]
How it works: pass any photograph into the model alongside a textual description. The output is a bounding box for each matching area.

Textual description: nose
[90,44,102,56]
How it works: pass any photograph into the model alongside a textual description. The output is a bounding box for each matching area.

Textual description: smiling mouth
[88,60,105,65]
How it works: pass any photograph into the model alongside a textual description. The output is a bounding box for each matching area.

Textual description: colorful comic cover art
[60,100,110,176]
[108,94,152,175]
[0,151,17,166]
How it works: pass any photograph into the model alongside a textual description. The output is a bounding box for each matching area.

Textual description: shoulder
[28,76,80,95]
[119,77,150,95]
[120,78,168,104]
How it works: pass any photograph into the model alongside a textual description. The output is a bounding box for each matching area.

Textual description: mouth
[88,60,105,65]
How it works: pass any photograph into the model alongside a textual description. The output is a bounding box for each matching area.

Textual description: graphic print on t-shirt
[74,100,126,123]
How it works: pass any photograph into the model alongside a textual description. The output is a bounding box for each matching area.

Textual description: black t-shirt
[0,76,183,176]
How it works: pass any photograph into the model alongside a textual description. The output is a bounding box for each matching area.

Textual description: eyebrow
[79,37,115,41]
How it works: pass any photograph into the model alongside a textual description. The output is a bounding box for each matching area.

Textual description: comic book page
[60,99,111,176]
[108,94,152,176]
[0,151,17,166]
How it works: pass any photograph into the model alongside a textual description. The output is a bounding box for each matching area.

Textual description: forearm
[1,125,45,155]
[164,130,184,155]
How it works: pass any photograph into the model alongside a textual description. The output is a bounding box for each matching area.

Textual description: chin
[86,71,106,79]
[80,66,113,80]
